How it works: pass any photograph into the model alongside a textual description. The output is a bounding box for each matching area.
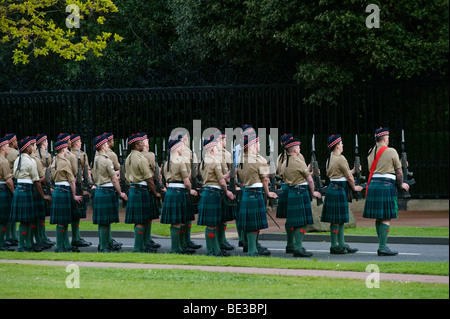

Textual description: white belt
[372,173,396,180]
[100,182,114,187]
[205,185,221,190]
[55,181,70,186]
[295,182,308,186]
[17,179,33,184]
[0,181,6,185]
[248,182,263,188]
[168,183,186,189]
[330,177,347,182]
[136,181,147,186]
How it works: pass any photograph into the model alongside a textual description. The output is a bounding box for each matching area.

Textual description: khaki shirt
[238,153,269,186]
[277,152,305,175]
[6,148,18,171]
[71,148,91,170]
[326,153,352,179]
[107,149,120,171]
[66,150,77,176]
[141,150,156,176]
[92,153,116,185]
[31,152,45,179]
[162,155,190,182]
[13,153,39,182]
[281,154,310,185]
[51,155,75,183]
[368,142,402,175]
[223,149,232,171]
[201,154,224,186]
[0,155,13,182]
[125,150,152,183]
[37,147,52,169]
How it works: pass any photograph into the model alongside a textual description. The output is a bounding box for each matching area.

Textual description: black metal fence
[1,80,448,199]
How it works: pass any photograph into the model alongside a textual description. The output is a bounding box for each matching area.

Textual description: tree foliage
[0,0,122,64]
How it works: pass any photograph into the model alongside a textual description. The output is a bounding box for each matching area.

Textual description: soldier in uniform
[363,127,409,256]
[178,131,202,251]
[237,132,278,257]
[10,136,51,252]
[141,132,162,250]
[0,136,15,251]
[49,140,83,252]
[198,135,234,256]
[125,133,162,253]
[320,135,362,254]
[160,136,198,254]
[281,137,321,257]
[91,134,127,252]
[4,133,19,246]
[69,134,92,247]
[30,136,50,251]
[218,130,236,251]
[105,133,121,176]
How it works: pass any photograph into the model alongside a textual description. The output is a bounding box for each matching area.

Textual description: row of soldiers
[0,125,412,257]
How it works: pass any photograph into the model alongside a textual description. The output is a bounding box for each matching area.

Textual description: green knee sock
[56,225,65,250]
[180,225,187,248]
[330,224,339,248]
[18,224,29,249]
[375,220,381,238]
[98,225,110,251]
[285,225,295,247]
[186,221,193,243]
[71,220,80,242]
[143,223,150,247]
[148,222,153,243]
[0,224,6,246]
[294,227,306,251]
[63,225,72,249]
[170,226,182,253]
[246,231,258,255]
[378,223,390,250]
[205,228,215,254]
[213,227,221,253]
[338,224,346,248]
[133,226,145,252]
[217,224,225,247]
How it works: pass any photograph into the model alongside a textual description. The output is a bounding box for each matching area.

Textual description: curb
[45,230,449,245]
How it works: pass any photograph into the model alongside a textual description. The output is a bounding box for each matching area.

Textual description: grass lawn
[0,263,448,299]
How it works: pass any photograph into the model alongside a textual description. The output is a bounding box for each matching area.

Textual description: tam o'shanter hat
[280,133,293,146]
[203,135,218,149]
[374,127,389,139]
[93,135,108,150]
[327,134,341,149]
[243,132,259,150]
[57,133,70,142]
[127,133,145,146]
[168,136,183,151]
[0,136,10,148]
[19,136,36,152]
[70,134,81,144]
[36,134,47,145]
[4,133,16,143]
[285,136,301,149]
[55,140,68,151]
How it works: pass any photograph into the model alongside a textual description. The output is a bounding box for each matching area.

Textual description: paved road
[43,235,449,263]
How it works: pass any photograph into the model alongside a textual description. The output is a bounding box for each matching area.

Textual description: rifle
[44,145,53,209]
[118,141,129,207]
[82,145,94,202]
[227,140,242,206]
[154,143,163,208]
[398,129,415,198]
[354,134,367,201]
[189,139,202,205]
[161,139,167,189]
[268,136,284,208]
[75,149,85,209]
[310,134,327,206]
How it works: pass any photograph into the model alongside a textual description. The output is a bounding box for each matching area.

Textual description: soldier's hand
[401,182,410,192]
[354,185,363,192]
[226,191,235,200]
[74,195,83,203]
[313,191,322,199]
[155,193,162,199]
[120,192,128,201]
[190,189,198,196]
[44,195,52,202]
[268,191,278,199]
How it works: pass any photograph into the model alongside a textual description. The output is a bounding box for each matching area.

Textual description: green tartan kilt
[363,177,398,220]
[93,187,119,225]
[72,199,87,220]
[33,185,46,220]
[237,188,268,232]
[0,186,12,224]
[276,183,290,218]
[49,185,72,225]
[197,187,223,226]
[160,187,187,225]
[320,181,349,224]
[125,186,151,224]
[286,186,314,228]
[222,196,237,222]
[149,194,160,220]
[186,191,196,221]
[10,183,35,223]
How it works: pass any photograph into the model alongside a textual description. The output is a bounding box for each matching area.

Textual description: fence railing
[1,80,448,198]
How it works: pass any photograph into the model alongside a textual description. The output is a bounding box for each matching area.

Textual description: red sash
[365,146,388,197]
